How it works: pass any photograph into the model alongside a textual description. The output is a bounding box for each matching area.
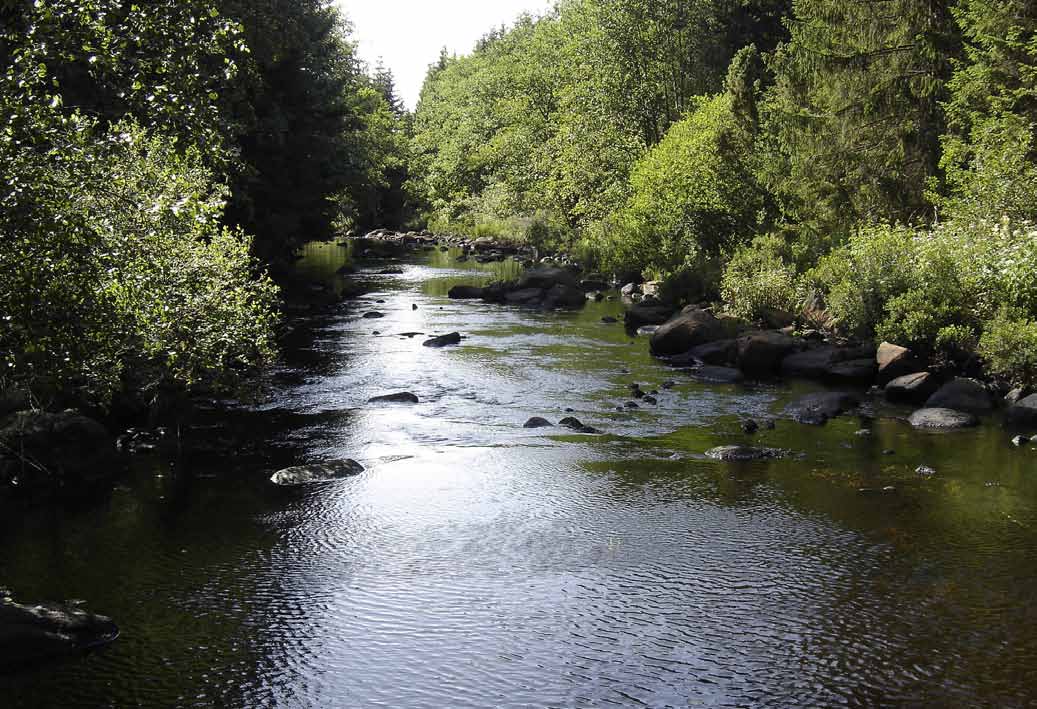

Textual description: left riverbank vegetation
[0,0,414,413]
[407,0,1037,387]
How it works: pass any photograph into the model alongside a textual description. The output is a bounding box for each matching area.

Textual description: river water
[3,242,1037,707]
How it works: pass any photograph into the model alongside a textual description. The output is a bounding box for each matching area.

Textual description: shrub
[978,310,1037,388]
[0,118,279,405]
[720,234,801,320]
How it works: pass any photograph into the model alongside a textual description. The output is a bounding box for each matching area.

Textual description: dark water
[4,242,1037,707]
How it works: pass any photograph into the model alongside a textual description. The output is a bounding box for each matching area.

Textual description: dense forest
[409,0,1037,387]
[3,0,1037,413]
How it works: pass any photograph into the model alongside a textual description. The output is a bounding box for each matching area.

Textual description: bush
[978,310,1037,388]
[720,235,801,320]
[588,93,766,277]
[0,118,279,405]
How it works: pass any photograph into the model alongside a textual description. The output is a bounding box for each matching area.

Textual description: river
[3,242,1037,707]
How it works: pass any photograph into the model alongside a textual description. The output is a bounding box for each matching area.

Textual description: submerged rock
[705,445,790,461]
[362,311,385,319]
[423,332,462,348]
[909,407,979,430]
[784,392,860,425]
[369,392,420,404]
[448,285,484,299]
[523,417,553,428]
[689,366,745,384]
[270,460,365,486]
[0,599,119,668]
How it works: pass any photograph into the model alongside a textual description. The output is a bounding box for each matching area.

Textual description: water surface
[3,242,1037,707]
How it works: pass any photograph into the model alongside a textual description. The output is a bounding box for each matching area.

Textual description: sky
[337,0,555,110]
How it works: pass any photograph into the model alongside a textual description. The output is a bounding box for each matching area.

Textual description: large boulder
[0,600,119,668]
[885,372,940,404]
[826,358,877,384]
[780,347,841,379]
[736,331,801,376]
[1006,394,1037,425]
[909,408,980,430]
[0,411,115,491]
[876,342,922,384]
[689,339,738,366]
[448,285,484,300]
[515,267,578,291]
[784,392,860,425]
[270,460,365,486]
[925,378,993,413]
[625,302,675,330]
[542,283,586,309]
[649,309,724,357]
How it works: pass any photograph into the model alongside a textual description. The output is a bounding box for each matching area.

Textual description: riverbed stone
[780,346,840,379]
[876,342,922,384]
[423,332,462,348]
[523,417,553,428]
[689,366,745,384]
[1006,394,1037,425]
[909,407,980,429]
[689,339,738,366]
[624,302,675,330]
[705,445,790,461]
[649,308,724,357]
[925,378,993,413]
[362,311,385,319]
[448,285,484,299]
[368,392,419,404]
[735,331,801,376]
[784,392,860,425]
[0,411,115,491]
[826,358,877,384]
[884,372,940,404]
[270,460,365,486]
[0,600,119,668]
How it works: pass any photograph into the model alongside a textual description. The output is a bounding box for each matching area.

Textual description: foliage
[721,234,801,320]
[589,93,767,278]
[978,309,1037,388]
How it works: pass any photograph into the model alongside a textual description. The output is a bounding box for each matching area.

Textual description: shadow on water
[4,241,1037,707]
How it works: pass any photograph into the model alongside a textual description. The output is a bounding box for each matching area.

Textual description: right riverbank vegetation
[4,0,1037,416]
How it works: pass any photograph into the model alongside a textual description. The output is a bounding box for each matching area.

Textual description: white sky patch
[337,0,555,109]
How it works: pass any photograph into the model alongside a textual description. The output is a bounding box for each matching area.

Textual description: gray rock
[620,282,641,297]
[542,283,586,309]
[362,311,385,319]
[448,285,484,299]
[0,411,115,491]
[689,339,738,366]
[1006,388,1029,406]
[916,465,937,477]
[649,309,724,357]
[690,366,745,384]
[780,347,840,379]
[558,417,585,430]
[925,378,993,412]
[636,326,659,336]
[270,460,365,486]
[909,408,980,429]
[624,302,675,330]
[0,600,119,668]
[1011,435,1030,447]
[504,288,545,305]
[885,372,940,404]
[705,445,790,461]
[784,392,860,425]
[601,316,618,324]
[1007,394,1037,425]
[523,417,553,428]
[876,342,922,384]
[736,331,801,376]
[826,358,877,383]
[369,392,419,404]
[423,332,462,348]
